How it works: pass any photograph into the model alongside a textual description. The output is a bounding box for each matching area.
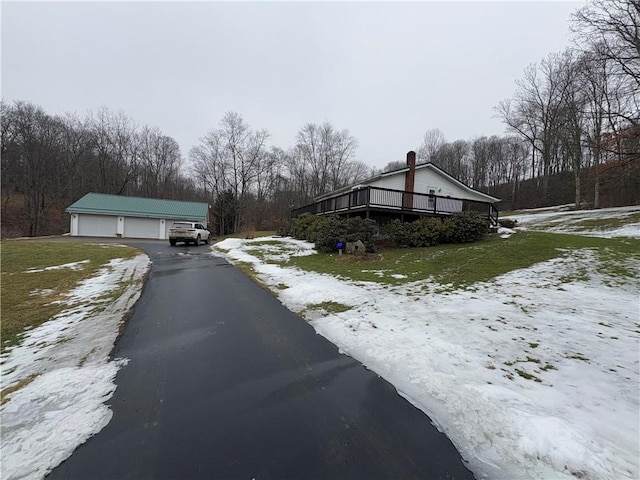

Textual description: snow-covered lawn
[502,205,640,238]
[0,254,150,480]
[213,213,640,480]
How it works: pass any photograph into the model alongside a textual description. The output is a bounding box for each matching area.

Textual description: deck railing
[291,186,498,225]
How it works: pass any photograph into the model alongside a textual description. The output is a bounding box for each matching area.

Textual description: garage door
[78,214,118,237]
[124,217,160,239]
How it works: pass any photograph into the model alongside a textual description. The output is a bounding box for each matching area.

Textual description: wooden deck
[291,186,499,226]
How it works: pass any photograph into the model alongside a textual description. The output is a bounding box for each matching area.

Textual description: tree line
[1,102,199,237]
[1,103,373,237]
[1,0,637,237]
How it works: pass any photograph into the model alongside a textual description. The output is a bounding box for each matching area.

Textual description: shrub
[290,212,486,251]
[382,219,411,247]
[445,211,487,243]
[409,217,445,247]
[315,216,378,253]
[344,217,378,252]
[313,216,343,252]
[290,213,327,242]
[275,221,291,237]
[381,212,487,248]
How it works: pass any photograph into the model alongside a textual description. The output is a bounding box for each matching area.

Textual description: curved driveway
[49,241,474,479]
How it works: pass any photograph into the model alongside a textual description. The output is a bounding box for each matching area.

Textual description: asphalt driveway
[48,240,474,479]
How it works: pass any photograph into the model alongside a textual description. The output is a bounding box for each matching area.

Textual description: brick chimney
[403,151,416,209]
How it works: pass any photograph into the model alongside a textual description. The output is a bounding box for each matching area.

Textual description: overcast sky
[2,1,585,169]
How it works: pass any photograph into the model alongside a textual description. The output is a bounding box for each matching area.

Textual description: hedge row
[381,211,487,247]
[279,211,487,251]
[278,214,377,252]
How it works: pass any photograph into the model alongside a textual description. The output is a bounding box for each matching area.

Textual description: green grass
[567,353,589,361]
[515,368,542,382]
[568,212,640,230]
[0,374,38,405]
[1,241,140,351]
[247,240,283,246]
[242,239,308,264]
[215,230,276,241]
[281,231,639,287]
[304,301,352,315]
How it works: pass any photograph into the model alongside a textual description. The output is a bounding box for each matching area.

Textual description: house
[292,151,500,226]
[66,193,209,240]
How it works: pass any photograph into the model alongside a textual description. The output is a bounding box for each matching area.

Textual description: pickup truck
[168,222,211,246]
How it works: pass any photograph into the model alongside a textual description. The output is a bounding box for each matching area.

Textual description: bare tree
[496,53,574,201]
[189,111,269,233]
[138,126,182,198]
[381,160,406,172]
[1,102,69,235]
[556,51,588,207]
[573,0,640,91]
[89,107,140,195]
[471,137,490,189]
[293,121,360,197]
[417,128,445,163]
[431,139,471,184]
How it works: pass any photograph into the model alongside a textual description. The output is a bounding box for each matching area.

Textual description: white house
[293,151,500,225]
[66,193,209,239]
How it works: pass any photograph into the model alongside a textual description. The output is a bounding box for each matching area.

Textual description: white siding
[70,214,79,235]
[370,173,406,191]
[414,167,487,202]
[124,217,161,239]
[77,214,118,237]
[367,168,489,203]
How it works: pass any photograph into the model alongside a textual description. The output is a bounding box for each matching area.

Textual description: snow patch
[214,235,640,480]
[1,254,150,480]
[24,260,90,274]
[497,227,515,238]
[502,205,640,238]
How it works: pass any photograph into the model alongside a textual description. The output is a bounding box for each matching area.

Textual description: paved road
[48,241,474,480]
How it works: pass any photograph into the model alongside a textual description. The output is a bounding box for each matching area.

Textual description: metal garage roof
[66,193,208,220]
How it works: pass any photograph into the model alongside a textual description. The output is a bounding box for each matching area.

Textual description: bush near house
[316,216,378,253]
[281,211,486,252]
[282,213,378,252]
[383,212,487,247]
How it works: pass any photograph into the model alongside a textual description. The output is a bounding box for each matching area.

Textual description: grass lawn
[564,211,640,229]
[278,232,639,287]
[1,241,141,352]
[215,230,276,241]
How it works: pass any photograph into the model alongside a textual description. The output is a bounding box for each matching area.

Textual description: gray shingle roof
[66,193,208,220]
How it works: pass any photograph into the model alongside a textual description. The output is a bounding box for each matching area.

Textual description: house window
[428,189,436,210]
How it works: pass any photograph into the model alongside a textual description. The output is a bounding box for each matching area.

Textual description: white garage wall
[77,214,118,237]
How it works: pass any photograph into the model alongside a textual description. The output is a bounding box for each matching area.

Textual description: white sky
[1,0,585,169]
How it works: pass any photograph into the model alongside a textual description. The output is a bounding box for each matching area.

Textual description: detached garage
[66,193,209,240]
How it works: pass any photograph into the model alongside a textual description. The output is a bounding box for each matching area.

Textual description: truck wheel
[170,239,176,246]
[194,235,200,246]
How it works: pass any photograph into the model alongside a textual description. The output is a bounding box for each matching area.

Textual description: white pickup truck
[168,222,211,246]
